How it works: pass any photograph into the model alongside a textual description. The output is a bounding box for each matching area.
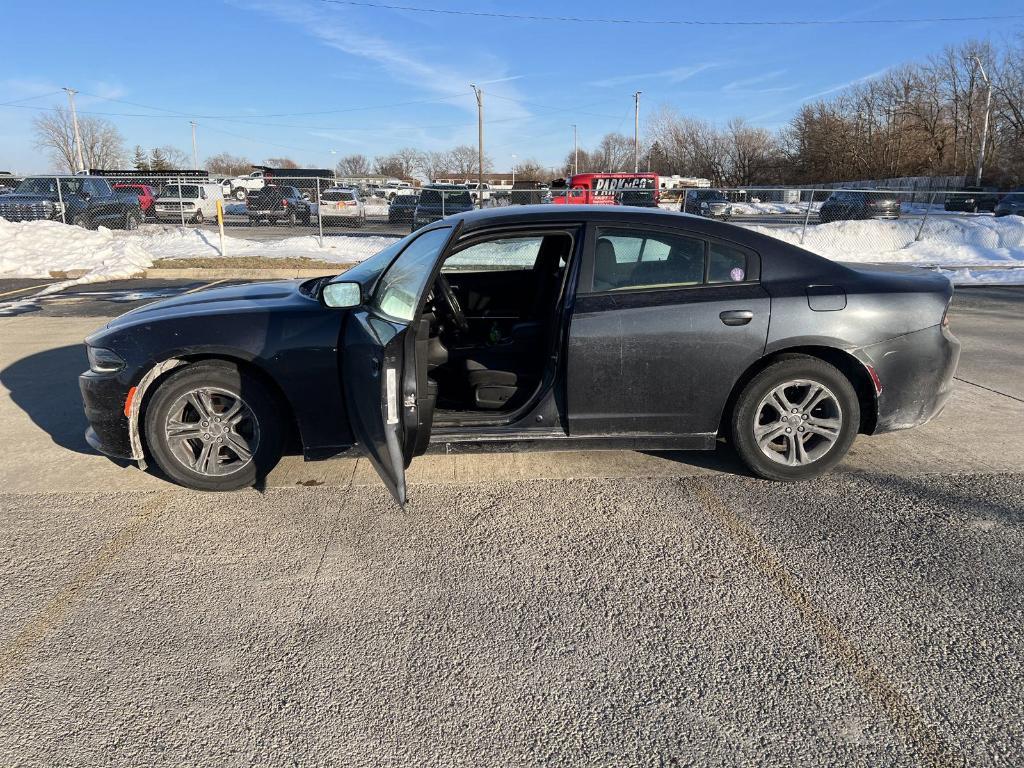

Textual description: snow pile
[747,215,1024,283]
[120,224,396,263]
[0,217,153,280]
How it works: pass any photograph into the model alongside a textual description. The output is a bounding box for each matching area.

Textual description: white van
[155,182,224,224]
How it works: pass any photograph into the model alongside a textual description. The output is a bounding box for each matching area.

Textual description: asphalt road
[0,285,1022,766]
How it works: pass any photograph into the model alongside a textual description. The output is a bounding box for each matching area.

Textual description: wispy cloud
[751,68,890,121]
[722,70,789,92]
[589,63,718,89]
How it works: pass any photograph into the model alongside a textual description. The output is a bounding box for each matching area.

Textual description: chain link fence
[1,173,1021,275]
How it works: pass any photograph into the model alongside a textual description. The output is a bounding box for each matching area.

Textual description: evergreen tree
[132,145,150,171]
[150,147,169,171]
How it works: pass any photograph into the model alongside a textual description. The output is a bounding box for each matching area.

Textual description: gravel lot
[1,286,1022,766]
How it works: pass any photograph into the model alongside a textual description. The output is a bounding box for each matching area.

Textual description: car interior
[415,230,575,424]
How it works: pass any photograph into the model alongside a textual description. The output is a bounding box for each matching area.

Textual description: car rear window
[420,189,471,206]
[322,191,355,202]
[592,228,758,292]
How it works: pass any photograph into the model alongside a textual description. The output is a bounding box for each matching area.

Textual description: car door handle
[719,310,754,326]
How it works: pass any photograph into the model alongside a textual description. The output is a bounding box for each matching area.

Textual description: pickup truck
[226,170,267,200]
[246,185,312,225]
[0,175,142,229]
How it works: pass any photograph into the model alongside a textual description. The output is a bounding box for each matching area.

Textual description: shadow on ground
[1,343,95,455]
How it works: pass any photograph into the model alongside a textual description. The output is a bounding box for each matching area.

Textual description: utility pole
[574,124,579,175]
[972,56,993,188]
[190,121,199,170]
[471,84,484,209]
[633,91,642,174]
[511,154,516,185]
[63,87,85,173]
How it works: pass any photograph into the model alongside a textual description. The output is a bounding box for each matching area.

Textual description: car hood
[91,279,323,338]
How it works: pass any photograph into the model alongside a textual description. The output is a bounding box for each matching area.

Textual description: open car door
[340,226,455,505]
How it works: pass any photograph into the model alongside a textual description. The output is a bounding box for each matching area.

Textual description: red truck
[551,173,659,205]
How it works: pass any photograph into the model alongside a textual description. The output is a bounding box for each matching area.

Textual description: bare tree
[32,106,125,171]
[265,157,299,168]
[417,150,451,182]
[513,158,546,181]
[155,145,190,169]
[443,144,492,175]
[335,153,370,176]
[206,152,252,176]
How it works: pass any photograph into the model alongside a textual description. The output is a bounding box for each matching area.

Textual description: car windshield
[161,185,199,198]
[373,228,452,322]
[15,178,83,196]
[393,194,418,205]
[1002,193,1024,203]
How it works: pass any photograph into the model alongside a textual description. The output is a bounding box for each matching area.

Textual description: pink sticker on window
[730,267,745,282]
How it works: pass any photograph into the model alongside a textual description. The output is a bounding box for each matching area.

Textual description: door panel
[342,310,413,505]
[567,284,770,436]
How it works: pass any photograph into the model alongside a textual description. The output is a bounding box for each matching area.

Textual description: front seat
[460,357,519,410]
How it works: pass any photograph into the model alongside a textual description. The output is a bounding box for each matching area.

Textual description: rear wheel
[287,210,298,226]
[124,211,142,230]
[194,210,205,224]
[72,213,88,228]
[233,188,247,201]
[144,362,284,491]
[730,357,859,482]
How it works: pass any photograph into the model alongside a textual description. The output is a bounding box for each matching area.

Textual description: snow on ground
[120,224,396,264]
[0,221,397,281]
[747,215,1024,283]
[0,217,153,282]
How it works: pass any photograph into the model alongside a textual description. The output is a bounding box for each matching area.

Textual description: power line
[0,90,63,107]
[316,1,1024,26]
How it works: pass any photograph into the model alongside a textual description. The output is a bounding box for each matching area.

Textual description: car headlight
[87,346,125,373]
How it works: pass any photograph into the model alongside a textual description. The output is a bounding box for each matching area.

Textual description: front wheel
[193,210,205,224]
[124,212,142,230]
[730,357,859,482]
[234,188,247,201]
[144,362,284,491]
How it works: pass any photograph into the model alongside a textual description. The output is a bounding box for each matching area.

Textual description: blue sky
[0,0,1020,173]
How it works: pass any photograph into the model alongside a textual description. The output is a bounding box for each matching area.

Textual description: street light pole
[190,121,199,170]
[633,91,642,174]
[63,87,85,173]
[471,84,484,209]
[572,124,578,176]
[972,56,993,188]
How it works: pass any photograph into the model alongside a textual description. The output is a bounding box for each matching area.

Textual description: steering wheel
[434,274,469,333]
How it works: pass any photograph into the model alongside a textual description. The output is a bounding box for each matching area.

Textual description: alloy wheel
[163,387,260,476]
[753,379,843,466]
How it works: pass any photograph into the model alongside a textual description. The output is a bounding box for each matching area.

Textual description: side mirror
[321,281,362,309]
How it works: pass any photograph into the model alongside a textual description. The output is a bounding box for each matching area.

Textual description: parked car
[615,189,659,208]
[382,181,413,200]
[246,185,312,225]
[465,181,492,203]
[316,187,365,227]
[388,192,419,225]
[112,183,157,217]
[818,191,900,222]
[943,187,999,213]
[154,182,224,224]
[0,176,142,229]
[226,170,267,200]
[412,185,474,230]
[994,192,1024,218]
[682,189,732,219]
[509,181,549,206]
[80,205,960,499]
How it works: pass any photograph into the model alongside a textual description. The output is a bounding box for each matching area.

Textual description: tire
[144,361,284,492]
[247,216,256,225]
[287,210,298,226]
[71,213,88,228]
[730,356,859,482]
[233,188,247,201]
[124,212,142,230]
[194,210,205,224]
